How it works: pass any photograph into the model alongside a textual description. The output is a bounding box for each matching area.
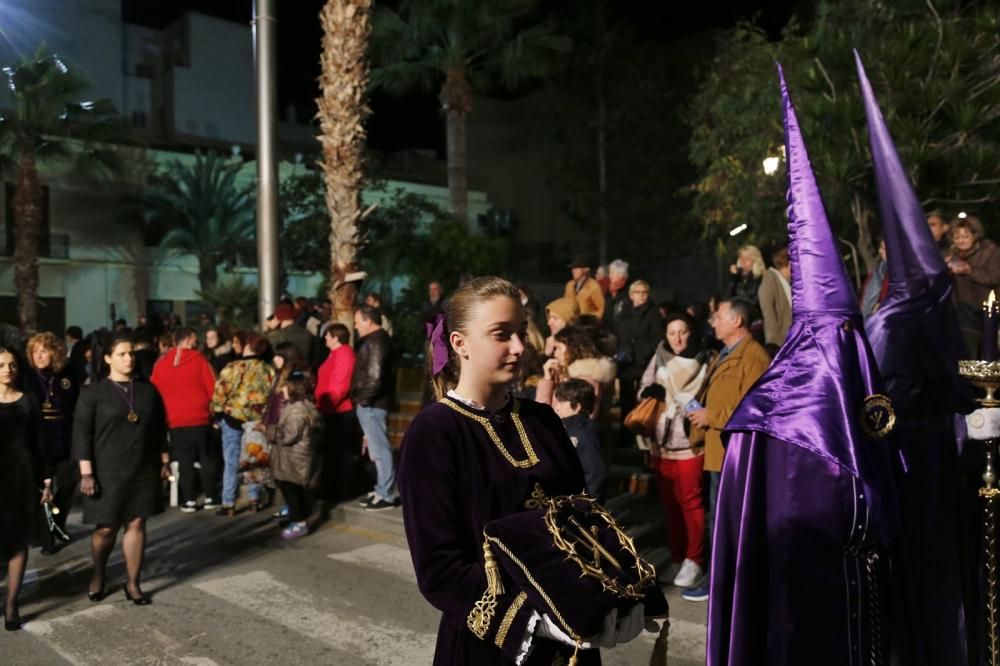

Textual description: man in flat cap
[564,255,605,319]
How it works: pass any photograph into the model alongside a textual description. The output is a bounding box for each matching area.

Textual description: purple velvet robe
[399,396,600,665]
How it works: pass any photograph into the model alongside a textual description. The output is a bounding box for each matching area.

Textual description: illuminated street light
[762,156,781,175]
[958,211,968,219]
[729,223,748,236]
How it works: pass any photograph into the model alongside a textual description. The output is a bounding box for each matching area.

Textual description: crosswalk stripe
[23,603,223,666]
[327,544,417,583]
[194,570,437,665]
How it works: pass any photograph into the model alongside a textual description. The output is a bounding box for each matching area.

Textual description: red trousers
[654,455,706,566]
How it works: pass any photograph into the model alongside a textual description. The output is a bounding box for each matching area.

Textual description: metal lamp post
[252,0,280,327]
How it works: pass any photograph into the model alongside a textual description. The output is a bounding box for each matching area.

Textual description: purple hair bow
[426,313,449,375]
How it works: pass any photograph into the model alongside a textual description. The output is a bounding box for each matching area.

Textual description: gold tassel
[569,641,581,666]
[483,538,505,596]
[467,537,505,639]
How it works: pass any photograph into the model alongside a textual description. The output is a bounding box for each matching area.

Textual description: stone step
[330,496,407,546]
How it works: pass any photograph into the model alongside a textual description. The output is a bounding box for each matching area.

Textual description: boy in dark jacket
[552,379,607,501]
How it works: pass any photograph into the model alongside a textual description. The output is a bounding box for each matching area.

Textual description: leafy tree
[0,50,120,330]
[368,205,506,358]
[687,0,1000,271]
[369,0,571,222]
[279,171,506,355]
[142,152,255,292]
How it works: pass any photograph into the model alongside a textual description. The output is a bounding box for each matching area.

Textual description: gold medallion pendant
[127,411,140,424]
[860,394,895,439]
[60,377,72,390]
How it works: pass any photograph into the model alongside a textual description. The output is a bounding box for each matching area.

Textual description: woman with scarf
[636,313,715,590]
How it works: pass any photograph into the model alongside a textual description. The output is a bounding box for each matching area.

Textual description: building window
[4,183,51,257]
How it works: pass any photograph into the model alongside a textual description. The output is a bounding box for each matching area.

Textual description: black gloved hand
[639,384,666,401]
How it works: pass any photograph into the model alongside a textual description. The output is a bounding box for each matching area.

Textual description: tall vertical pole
[253,0,280,326]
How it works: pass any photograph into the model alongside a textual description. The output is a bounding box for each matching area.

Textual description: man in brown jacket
[688,298,769,523]
[564,255,606,318]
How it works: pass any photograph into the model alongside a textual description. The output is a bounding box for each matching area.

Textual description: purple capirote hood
[724,63,896,538]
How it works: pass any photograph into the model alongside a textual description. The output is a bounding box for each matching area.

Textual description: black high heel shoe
[4,611,21,631]
[87,578,106,603]
[124,588,152,606]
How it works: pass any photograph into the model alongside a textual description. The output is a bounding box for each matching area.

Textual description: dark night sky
[122,1,801,153]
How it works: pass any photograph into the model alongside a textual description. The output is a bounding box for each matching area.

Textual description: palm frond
[142,152,256,288]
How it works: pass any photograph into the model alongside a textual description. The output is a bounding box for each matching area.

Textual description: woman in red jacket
[315,323,357,504]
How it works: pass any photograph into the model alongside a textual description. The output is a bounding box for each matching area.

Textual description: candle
[984,290,998,362]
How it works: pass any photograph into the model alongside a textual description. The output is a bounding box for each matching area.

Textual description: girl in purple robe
[399,277,649,665]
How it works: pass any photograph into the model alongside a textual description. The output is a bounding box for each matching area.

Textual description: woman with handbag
[636,313,715,589]
[25,332,79,554]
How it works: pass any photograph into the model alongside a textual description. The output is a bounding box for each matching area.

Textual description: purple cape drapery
[708,431,887,666]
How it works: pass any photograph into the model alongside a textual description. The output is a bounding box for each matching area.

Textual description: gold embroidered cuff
[495,591,527,647]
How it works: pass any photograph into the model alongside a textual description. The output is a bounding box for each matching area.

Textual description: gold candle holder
[958,360,1000,407]
[959,360,1000,665]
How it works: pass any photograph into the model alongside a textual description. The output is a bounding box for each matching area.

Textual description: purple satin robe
[856,51,975,665]
[707,65,898,666]
[708,431,888,666]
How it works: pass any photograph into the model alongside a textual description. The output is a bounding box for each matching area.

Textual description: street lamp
[729,223,748,237]
[762,156,781,176]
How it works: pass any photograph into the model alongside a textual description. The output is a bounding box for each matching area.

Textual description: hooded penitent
[706,64,898,666]
[856,50,976,666]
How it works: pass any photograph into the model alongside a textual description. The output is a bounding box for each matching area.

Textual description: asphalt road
[2,505,707,665]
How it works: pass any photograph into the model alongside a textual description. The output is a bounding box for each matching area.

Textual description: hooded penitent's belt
[468,495,668,661]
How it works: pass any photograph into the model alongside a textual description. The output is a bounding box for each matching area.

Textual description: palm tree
[370,0,570,222]
[0,51,120,331]
[142,152,255,293]
[317,0,372,327]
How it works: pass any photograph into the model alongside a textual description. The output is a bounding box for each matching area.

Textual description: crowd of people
[0,208,993,642]
[0,294,402,630]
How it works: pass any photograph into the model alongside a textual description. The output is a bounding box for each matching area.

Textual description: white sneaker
[180,501,198,513]
[673,558,704,588]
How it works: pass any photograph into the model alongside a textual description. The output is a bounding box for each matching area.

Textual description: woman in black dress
[25,332,80,554]
[0,347,52,630]
[73,332,169,605]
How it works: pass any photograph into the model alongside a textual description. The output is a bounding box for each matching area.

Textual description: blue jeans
[356,406,396,501]
[220,421,242,506]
